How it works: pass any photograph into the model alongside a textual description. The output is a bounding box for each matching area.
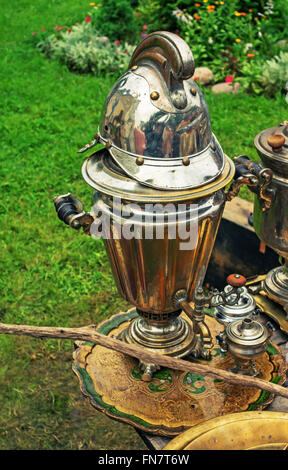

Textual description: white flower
[244,43,253,53]
[172,8,193,25]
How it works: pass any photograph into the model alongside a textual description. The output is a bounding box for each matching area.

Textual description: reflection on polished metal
[213,284,257,327]
[163,411,288,450]
[221,318,271,376]
[253,121,288,309]
[264,264,288,309]
[92,172,229,376]
[98,31,225,190]
[55,31,235,381]
[227,120,288,323]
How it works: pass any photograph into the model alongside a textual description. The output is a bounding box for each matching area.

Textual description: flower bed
[31,0,288,96]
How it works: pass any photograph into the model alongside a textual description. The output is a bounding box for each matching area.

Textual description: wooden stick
[0,321,287,399]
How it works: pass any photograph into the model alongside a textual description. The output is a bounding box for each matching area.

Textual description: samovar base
[72,308,286,437]
[118,310,206,381]
[229,358,261,377]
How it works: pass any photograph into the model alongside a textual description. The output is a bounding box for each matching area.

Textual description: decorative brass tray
[72,309,286,437]
[163,411,288,450]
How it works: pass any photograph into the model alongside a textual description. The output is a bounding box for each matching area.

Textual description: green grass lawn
[0,0,287,450]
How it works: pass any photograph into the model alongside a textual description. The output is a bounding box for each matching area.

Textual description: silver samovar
[54,31,235,380]
[254,123,288,309]
[228,122,288,325]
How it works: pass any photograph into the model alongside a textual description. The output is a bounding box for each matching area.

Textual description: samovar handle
[226,155,276,212]
[54,193,94,235]
[129,31,195,109]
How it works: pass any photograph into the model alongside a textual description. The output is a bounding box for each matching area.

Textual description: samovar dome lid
[98,31,225,191]
[226,318,269,347]
[254,121,288,177]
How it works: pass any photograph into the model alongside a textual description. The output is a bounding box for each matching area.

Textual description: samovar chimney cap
[97,31,225,191]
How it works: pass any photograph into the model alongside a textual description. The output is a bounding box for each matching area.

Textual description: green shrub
[174,2,258,69]
[33,0,288,97]
[260,51,288,96]
[135,0,282,36]
[234,60,264,95]
[37,22,135,76]
[90,0,138,42]
[136,0,178,33]
[236,51,288,97]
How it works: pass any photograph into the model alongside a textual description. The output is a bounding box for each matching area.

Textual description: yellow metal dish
[163,411,288,450]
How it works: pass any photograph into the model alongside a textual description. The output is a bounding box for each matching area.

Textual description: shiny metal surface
[82,149,234,202]
[253,121,288,258]
[263,265,288,306]
[120,313,198,358]
[99,31,225,190]
[93,188,226,315]
[254,122,288,178]
[163,411,288,450]
[252,121,288,307]
[56,31,237,367]
[253,174,288,259]
[225,317,270,361]
[214,285,256,326]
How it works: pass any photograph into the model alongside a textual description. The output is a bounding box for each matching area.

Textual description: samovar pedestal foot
[136,337,211,381]
[117,309,208,381]
[138,362,160,382]
[229,358,261,377]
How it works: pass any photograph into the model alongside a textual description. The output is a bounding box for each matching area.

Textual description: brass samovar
[54,32,286,436]
[55,32,234,375]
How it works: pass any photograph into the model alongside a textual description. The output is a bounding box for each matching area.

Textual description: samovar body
[253,124,288,307]
[92,189,225,315]
[228,121,288,311]
[253,124,288,259]
[55,31,235,377]
[52,33,288,432]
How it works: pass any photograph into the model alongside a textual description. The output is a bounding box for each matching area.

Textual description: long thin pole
[0,321,287,398]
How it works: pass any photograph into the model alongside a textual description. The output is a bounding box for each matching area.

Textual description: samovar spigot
[174,288,214,359]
